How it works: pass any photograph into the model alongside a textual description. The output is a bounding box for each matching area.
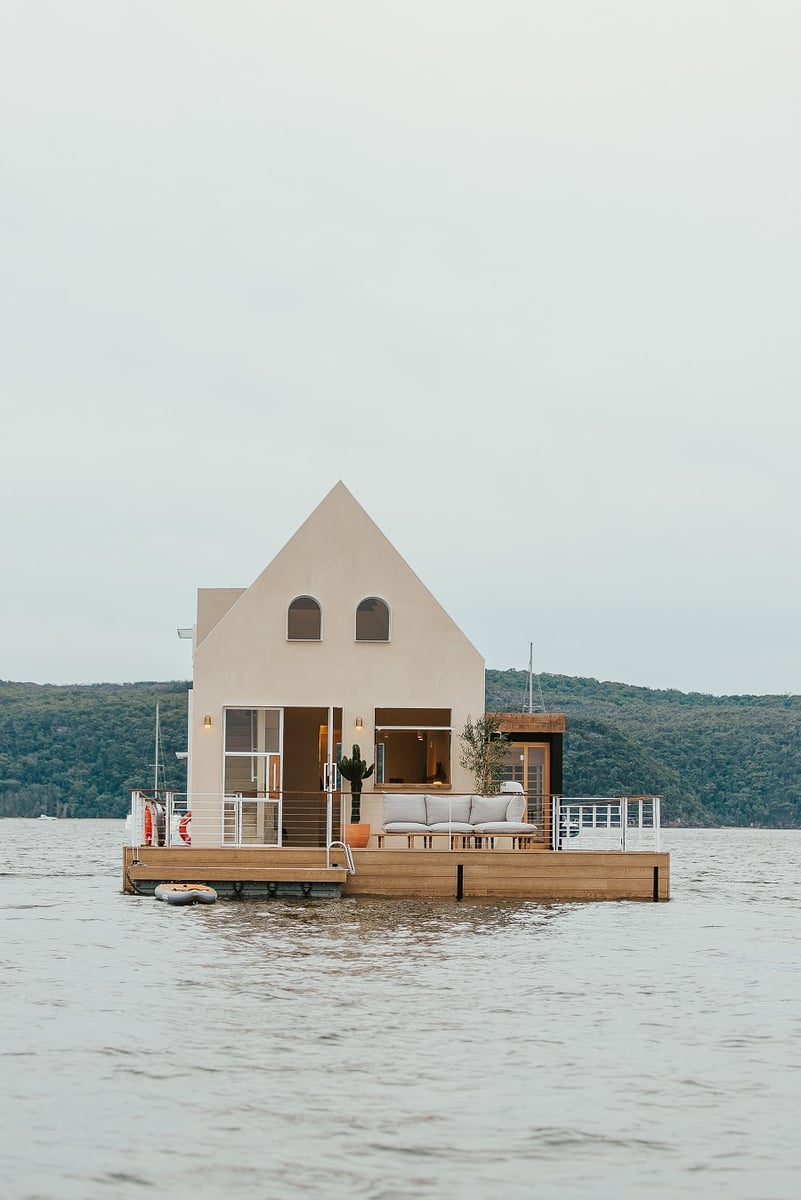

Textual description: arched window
[355,596,390,642]
[287,596,322,641]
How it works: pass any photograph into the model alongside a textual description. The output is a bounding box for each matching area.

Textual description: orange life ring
[179,812,192,845]
[143,803,154,846]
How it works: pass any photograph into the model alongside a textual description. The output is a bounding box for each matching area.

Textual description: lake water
[1,823,800,1200]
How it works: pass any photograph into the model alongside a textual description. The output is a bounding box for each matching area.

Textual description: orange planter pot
[345,823,371,848]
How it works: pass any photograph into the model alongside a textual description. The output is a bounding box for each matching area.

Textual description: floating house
[123,483,668,901]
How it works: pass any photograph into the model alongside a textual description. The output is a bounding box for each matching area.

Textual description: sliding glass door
[223,707,282,845]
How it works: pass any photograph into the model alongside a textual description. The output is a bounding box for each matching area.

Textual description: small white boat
[38,814,57,821]
[154,882,217,906]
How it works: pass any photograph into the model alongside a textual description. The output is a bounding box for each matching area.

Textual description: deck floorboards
[123,846,670,900]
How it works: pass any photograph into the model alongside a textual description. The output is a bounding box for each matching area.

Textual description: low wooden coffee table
[375,829,541,850]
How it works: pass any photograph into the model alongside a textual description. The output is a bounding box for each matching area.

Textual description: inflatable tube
[155,883,217,906]
[179,813,192,845]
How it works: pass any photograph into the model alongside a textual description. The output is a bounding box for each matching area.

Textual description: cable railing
[128,790,661,852]
[552,795,661,852]
[128,789,192,849]
[128,790,343,850]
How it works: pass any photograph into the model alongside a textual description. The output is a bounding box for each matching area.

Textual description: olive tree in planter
[337,743,375,848]
[459,713,509,795]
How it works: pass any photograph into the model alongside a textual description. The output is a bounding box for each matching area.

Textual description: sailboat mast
[528,643,534,714]
[154,703,160,793]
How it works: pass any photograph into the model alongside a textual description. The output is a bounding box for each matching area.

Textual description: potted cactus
[337,743,374,848]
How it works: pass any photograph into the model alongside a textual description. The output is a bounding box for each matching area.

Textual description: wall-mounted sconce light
[355,716,364,729]
[203,715,213,729]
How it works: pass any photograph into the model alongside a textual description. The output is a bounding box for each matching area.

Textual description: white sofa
[377,790,537,847]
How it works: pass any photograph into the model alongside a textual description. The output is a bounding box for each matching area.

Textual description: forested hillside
[0,681,189,818]
[487,670,801,827]
[1,675,800,825]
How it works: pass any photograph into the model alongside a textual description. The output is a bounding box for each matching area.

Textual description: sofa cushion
[469,796,508,824]
[382,794,427,825]
[382,821,430,833]
[428,821,475,833]
[425,795,472,825]
[473,821,534,834]
[505,795,526,823]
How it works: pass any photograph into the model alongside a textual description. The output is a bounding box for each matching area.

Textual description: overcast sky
[2,1,799,696]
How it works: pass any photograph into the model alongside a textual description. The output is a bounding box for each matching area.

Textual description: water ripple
[1,822,801,1200]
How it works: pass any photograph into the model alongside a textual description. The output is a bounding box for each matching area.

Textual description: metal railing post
[654,795,661,851]
[131,790,143,853]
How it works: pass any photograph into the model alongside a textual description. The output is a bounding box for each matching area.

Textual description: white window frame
[355,596,391,642]
[286,595,323,642]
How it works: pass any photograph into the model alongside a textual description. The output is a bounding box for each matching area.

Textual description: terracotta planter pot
[345,823,371,849]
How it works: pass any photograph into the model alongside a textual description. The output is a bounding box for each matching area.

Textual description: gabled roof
[195,480,481,660]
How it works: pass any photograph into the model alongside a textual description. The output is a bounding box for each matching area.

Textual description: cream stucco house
[184,481,485,848]
[125,483,669,900]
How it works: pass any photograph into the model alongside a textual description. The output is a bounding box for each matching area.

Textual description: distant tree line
[1,674,800,826]
[0,681,189,818]
[486,669,801,827]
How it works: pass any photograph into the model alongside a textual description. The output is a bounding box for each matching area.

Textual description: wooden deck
[123,845,670,901]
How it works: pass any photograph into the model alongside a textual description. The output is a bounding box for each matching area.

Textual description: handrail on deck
[130,790,661,855]
[326,840,356,875]
[551,795,661,851]
[129,789,347,851]
[128,789,190,850]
